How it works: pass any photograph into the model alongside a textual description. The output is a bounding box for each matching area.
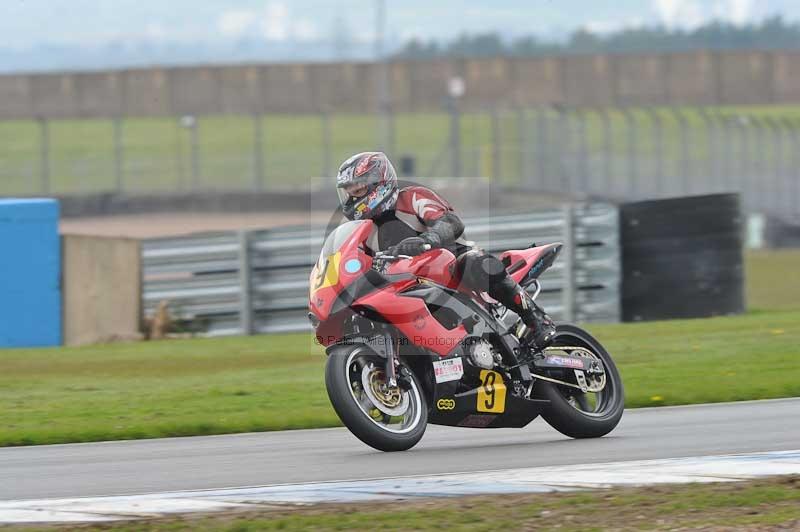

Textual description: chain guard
[532,346,607,393]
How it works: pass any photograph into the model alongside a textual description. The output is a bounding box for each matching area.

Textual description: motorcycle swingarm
[530,371,587,392]
[527,347,605,393]
[530,349,604,374]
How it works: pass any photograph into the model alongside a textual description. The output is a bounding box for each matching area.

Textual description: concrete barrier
[61,234,142,346]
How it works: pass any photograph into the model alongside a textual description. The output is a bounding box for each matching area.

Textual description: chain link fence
[1,107,798,218]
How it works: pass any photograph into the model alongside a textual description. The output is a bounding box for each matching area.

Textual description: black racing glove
[424,213,463,251]
[389,236,430,257]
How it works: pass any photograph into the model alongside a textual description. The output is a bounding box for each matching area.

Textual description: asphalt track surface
[3,398,799,501]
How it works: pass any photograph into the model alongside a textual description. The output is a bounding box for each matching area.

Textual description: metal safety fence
[142,205,620,337]
[3,107,798,221]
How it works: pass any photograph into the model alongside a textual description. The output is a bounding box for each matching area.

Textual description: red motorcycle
[309,219,624,452]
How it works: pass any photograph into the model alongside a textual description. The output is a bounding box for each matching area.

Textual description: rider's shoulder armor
[395,186,455,225]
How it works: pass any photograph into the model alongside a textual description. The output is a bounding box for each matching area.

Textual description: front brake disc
[361,363,409,416]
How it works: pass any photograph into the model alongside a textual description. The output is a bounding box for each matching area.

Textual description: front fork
[382,332,418,392]
[383,332,398,387]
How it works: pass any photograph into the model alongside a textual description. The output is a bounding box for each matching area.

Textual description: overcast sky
[2,0,800,49]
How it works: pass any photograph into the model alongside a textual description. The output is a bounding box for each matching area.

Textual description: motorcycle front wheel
[535,324,625,438]
[325,344,428,452]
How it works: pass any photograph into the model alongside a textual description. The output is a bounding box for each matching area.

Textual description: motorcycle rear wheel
[535,324,625,438]
[325,344,428,452]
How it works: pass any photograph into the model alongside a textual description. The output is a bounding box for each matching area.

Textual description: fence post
[387,107,397,159]
[786,118,800,216]
[490,107,501,183]
[646,109,664,197]
[174,118,186,190]
[321,111,332,179]
[535,107,548,190]
[516,107,526,185]
[781,118,795,217]
[698,108,717,192]
[238,230,254,335]
[599,108,613,195]
[670,108,690,196]
[191,119,201,189]
[752,116,768,211]
[253,113,265,190]
[179,115,202,189]
[562,203,576,323]
[38,117,50,194]
[766,117,788,216]
[764,117,783,217]
[449,98,461,178]
[113,117,124,193]
[717,114,740,201]
[621,108,638,198]
[576,110,589,196]
[557,108,572,196]
[514,107,529,187]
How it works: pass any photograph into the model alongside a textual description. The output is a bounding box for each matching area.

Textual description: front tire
[325,344,428,452]
[536,324,625,438]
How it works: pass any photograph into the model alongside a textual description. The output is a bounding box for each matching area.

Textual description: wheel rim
[345,348,423,434]
[550,333,621,418]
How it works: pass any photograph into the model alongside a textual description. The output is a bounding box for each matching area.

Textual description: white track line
[1,449,799,524]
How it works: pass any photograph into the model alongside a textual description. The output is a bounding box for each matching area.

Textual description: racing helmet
[336,152,399,221]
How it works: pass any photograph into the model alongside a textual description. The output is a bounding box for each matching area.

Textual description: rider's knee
[477,253,507,281]
[460,251,506,291]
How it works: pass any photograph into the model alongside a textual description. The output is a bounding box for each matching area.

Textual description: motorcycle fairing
[501,243,563,285]
[310,220,376,322]
[428,358,549,429]
[330,270,418,316]
[353,285,469,357]
[400,283,497,335]
[387,248,460,289]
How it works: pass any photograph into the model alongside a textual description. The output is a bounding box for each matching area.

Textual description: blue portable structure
[0,198,61,347]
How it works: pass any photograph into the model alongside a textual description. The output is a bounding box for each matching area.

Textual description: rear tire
[536,324,624,439]
[325,344,428,452]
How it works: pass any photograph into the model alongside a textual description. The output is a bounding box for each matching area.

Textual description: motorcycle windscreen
[317,220,370,259]
[309,220,373,320]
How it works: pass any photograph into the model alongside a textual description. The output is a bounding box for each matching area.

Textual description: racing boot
[514,297,557,351]
[490,275,557,350]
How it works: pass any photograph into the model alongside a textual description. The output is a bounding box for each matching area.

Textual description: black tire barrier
[621,193,745,322]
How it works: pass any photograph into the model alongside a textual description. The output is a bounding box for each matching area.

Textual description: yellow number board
[477,370,506,413]
[310,252,341,297]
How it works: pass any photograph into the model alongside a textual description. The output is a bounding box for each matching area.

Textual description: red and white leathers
[361,184,556,349]
[363,185,470,254]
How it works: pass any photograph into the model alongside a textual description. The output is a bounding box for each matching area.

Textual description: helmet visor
[337,181,370,207]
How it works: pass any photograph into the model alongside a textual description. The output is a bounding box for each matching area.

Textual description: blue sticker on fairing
[344,259,362,273]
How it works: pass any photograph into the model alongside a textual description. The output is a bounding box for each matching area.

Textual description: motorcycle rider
[335,151,556,349]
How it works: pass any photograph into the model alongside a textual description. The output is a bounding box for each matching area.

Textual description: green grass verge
[16,476,800,531]
[1,105,797,195]
[1,309,799,447]
[0,249,796,447]
[747,249,800,311]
